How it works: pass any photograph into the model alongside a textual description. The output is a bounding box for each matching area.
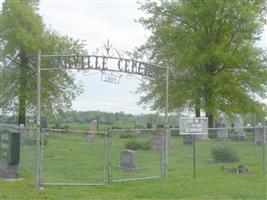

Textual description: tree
[0,0,85,125]
[138,0,267,127]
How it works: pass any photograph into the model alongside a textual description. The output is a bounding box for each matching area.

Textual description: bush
[119,133,137,139]
[125,140,151,151]
[211,145,239,163]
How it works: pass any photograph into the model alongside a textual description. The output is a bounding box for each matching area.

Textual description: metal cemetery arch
[35,50,169,188]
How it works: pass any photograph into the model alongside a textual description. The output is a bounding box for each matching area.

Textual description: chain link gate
[40,129,107,186]
[35,49,170,188]
[108,128,169,183]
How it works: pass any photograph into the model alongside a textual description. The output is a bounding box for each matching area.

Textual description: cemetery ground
[0,129,266,200]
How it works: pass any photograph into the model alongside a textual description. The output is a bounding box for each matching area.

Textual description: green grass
[1,132,266,200]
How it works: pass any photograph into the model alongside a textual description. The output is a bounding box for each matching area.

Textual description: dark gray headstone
[0,126,21,179]
[0,160,19,179]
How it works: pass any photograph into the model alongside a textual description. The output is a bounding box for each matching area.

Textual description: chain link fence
[170,126,266,179]
[40,129,107,186]
[1,123,265,188]
[108,128,168,182]
[20,125,37,180]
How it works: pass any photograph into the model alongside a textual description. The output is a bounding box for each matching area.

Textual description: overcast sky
[38,0,152,114]
[1,0,266,114]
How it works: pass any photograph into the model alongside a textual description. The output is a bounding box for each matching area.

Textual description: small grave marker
[120,150,138,171]
[87,120,97,143]
[232,115,246,141]
[217,114,228,140]
[254,123,266,145]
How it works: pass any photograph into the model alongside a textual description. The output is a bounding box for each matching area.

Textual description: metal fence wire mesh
[109,129,168,182]
[41,129,107,186]
[20,126,37,179]
[1,123,265,188]
[170,126,266,179]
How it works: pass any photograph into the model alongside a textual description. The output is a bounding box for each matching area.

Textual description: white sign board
[179,117,208,135]
[101,72,121,84]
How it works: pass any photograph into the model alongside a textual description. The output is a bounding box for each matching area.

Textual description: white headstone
[196,134,209,141]
[232,115,246,140]
[254,123,266,145]
[87,120,97,143]
[217,113,228,140]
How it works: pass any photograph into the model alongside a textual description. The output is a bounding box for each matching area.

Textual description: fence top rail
[110,128,164,132]
[170,126,267,131]
[0,123,31,132]
[44,128,107,134]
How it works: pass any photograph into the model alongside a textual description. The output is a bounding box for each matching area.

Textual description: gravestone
[157,124,164,128]
[63,125,70,132]
[87,120,97,143]
[196,134,209,141]
[231,115,247,141]
[40,117,47,132]
[147,123,153,129]
[254,123,266,145]
[134,125,143,135]
[151,129,171,151]
[120,150,138,171]
[151,135,162,151]
[217,114,228,140]
[0,126,21,179]
[28,120,34,136]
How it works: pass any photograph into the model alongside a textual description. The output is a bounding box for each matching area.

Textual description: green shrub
[119,133,137,139]
[211,145,239,163]
[125,140,151,150]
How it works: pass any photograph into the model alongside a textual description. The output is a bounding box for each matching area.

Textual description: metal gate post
[108,130,112,183]
[36,50,41,189]
[161,131,165,178]
[164,66,169,178]
[263,126,266,174]
[102,132,107,184]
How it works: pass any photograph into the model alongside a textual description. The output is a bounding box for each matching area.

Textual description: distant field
[1,130,266,200]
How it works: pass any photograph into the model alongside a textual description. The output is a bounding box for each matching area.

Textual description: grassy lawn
[0,131,266,200]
